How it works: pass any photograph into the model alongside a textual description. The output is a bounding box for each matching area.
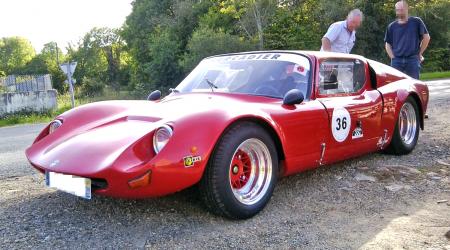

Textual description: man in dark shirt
[384,1,431,79]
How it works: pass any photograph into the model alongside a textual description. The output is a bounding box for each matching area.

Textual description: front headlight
[153,125,173,154]
[48,120,62,134]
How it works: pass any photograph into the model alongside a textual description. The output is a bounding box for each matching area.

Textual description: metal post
[67,63,75,108]
[55,43,59,65]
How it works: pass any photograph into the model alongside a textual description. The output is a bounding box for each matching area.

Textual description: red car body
[26,51,429,199]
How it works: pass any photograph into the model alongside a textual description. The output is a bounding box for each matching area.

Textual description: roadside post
[59,62,77,108]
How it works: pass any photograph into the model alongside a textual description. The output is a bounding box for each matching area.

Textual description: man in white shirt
[321,9,364,54]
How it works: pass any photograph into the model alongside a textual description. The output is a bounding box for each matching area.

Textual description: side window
[319,59,366,95]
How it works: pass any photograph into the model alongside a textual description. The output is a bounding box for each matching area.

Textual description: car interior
[319,59,366,95]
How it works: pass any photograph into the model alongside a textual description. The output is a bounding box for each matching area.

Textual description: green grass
[0,89,134,128]
[420,71,450,81]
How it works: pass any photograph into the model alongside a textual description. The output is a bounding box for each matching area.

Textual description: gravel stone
[354,173,377,182]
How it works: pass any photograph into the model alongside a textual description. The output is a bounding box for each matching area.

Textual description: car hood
[26,92,279,175]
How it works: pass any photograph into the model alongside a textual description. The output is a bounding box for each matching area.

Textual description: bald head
[395,1,409,22]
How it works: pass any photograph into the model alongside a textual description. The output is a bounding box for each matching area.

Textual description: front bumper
[28,154,207,199]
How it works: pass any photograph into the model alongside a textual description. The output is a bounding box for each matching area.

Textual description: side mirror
[147,90,161,101]
[283,89,304,105]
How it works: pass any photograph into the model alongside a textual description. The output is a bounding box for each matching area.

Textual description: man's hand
[419,54,425,63]
[385,43,395,59]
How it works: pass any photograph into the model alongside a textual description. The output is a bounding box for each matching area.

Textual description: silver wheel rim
[398,102,417,145]
[229,138,272,205]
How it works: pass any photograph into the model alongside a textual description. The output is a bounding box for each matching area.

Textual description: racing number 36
[335,117,347,131]
[331,107,351,142]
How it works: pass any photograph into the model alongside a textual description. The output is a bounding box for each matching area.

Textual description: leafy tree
[123,0,212,93]
[264,1,322,50]
[181,26,257,73]
[19,42,67,91]
[219,0,278,49]
[0,37,36,74]
[143,28,182,93]
[67,28,128,92]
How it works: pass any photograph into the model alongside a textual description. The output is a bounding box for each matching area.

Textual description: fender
[377,79,428,146]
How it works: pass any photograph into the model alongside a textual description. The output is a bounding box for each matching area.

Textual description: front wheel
[385,96,420,155]
[200,122,278,219]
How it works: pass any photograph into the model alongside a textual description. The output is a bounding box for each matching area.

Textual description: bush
[422,48,450,72]
[79,77,105,97]
[180,27,257,73]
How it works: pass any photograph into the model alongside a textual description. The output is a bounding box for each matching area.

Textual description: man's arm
[322,37,332,52]
[321,22,339,52]
[385,43,395,59]
[419,34,431,62]
[384,24,394,59]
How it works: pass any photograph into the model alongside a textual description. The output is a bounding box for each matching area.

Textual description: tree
[181,26,257,73]
[122,0,212,93]
[264,1,322,50]
[219,0,278,49]
[67,27,128,93]
[143,28,182,92]
[0,37,36,74]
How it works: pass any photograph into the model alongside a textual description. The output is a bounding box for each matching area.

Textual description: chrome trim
[229,138,272,206]
[153,125,173,154]
[319,143,326,165]
[398,102,417,145]
[49,120,63,134]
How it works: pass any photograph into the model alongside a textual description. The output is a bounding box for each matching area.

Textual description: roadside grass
[0,88,135,128]
[420,71,450,81]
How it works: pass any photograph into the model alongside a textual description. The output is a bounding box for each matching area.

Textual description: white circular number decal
[332,107,351,142]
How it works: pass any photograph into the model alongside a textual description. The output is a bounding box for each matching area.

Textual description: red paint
[230,150,251,189]
[25,51,429,199]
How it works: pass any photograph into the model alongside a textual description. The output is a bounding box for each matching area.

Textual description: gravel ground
[1,80,449,249]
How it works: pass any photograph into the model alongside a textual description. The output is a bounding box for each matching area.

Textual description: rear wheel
[200,122,278,219]
[385,96,420,155]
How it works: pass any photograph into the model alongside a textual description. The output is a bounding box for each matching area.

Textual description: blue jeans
[391,57,421,79]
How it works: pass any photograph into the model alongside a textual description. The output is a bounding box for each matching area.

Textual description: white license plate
[45,171,92,199]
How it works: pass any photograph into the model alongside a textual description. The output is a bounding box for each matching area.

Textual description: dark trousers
[391,57,421,79]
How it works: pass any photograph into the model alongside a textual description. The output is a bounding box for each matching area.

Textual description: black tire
[385,96,420,155]
[199,122,278,219]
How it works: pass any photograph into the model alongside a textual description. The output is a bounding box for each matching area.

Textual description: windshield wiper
[169,88,180,93]
[205,78,218,92]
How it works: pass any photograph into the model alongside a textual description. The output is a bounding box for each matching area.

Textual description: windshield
[176,53,311,99]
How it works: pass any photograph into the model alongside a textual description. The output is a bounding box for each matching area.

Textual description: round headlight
[49,120,62,134]
[153,125,173,153]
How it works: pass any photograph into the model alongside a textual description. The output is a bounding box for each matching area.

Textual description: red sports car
[26,51,429,219]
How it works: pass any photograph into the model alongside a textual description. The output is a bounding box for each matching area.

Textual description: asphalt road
[0,123,45,179]
[1,79,449,249]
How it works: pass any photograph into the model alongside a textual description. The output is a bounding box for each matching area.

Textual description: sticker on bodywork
[331,107,351,142]
[183,156,201,167]
[352,127,363,139]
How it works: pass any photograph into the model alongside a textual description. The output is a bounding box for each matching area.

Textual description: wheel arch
[213,117,286,173]
[227,117,284,160]
[407,92,424,130]
[393,89,424,131]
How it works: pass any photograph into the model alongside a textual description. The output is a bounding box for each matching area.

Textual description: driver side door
[316,58,383,164]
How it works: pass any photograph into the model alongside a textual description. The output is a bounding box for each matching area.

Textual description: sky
[0,0,133,53]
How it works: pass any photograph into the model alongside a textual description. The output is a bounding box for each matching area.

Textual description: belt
[394,55,418,59]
